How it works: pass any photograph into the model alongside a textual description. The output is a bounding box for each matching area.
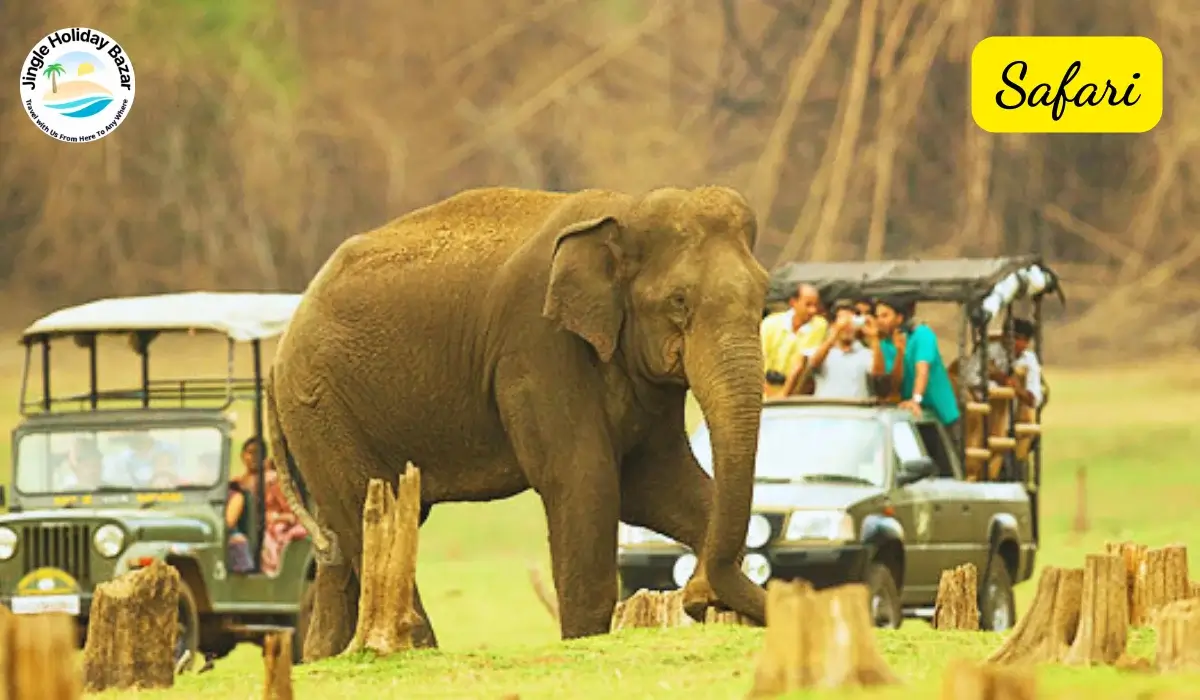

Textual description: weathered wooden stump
[747,580,897,698]
[1191,581,1200,600]
[611,589,695,630]
[82,559,180,692]
[1137,545,1190,626]
[704,606,756,626]
[940,659,1036,700]
[343,464,424,656]
[263,630,294,700]
[988,566,1083,665]
[1,610,82,699]
[1105,541,1147,626]
[1063,553,1128,666]
[1155,598,1200,672]
[933,563,980,631]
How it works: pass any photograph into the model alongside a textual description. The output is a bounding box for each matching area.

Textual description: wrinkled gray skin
[266,185,769,659]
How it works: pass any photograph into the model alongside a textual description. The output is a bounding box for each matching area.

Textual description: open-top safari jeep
[0,292,314,664]
[619,256,1063,631]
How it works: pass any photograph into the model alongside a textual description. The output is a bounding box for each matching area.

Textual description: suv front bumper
[618,543,870,594]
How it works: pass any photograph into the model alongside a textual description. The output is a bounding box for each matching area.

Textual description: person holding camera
[874,296,961,432]
[785,299,880,400]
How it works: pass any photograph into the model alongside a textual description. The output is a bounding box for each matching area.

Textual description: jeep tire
[176,579,201,667]
[979,554,1016,632]
[866,561,903,629]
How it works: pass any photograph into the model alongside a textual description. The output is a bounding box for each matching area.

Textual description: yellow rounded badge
[15,567,80,596]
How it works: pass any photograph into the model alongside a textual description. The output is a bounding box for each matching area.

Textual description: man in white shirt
[1008,318,1044,408]
[800,299,881,400]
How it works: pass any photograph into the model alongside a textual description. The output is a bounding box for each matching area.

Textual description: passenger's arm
[807,322,844,372]
[225,489,245,530]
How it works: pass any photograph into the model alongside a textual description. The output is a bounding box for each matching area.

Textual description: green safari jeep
[0,292,315,665]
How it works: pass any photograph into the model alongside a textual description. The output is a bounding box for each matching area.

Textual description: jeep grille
[21,523,92,587]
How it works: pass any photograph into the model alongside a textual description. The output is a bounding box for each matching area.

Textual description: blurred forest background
[3,0,1199,358]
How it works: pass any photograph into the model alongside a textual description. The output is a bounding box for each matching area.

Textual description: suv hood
[752,481,886,512]
[0,509,216,542]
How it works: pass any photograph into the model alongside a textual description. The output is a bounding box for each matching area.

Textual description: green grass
[6,338,1200,697]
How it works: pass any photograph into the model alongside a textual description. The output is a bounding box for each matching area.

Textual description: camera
[851,315,866,328]
[764,370,787,386]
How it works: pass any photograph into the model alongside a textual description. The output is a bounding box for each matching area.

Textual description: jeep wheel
[866,562,903,629]
[293,580,314,665]
[979,555,1016,632]
[176,581,201,668]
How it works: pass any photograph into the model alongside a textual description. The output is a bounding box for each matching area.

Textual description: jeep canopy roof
[765,255,1058,306]
[20,292,303,344]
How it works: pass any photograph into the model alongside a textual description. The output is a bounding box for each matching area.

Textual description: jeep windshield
[690,409,887,488]
[15,426,224,495]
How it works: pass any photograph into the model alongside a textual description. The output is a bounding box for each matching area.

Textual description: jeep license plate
[11,594,80,615]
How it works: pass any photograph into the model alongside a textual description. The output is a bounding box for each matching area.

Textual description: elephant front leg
[304,560,360,661]
[619,428,739,622]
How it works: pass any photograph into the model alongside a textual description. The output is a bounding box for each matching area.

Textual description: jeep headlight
[745,514,771,549]
[0,527,17,560]
[93,524,126,558]
[618,523,674,546]
[783,511,855,541]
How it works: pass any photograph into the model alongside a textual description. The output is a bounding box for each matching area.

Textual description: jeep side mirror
[896,457,936,487]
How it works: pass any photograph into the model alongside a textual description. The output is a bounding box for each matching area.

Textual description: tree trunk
[1105,541,1147,626]
[933,563,980,631]
[1135,545,1190,627]
[0,608,82,699]
[342,464,424,656]
[82,560,180,692]
[940,659,1035,700]
[988,566,1083,665]
[1063,553,1128,666]
[1155,598,1200,672]
[748,580,897,697]
[263,630,294,700]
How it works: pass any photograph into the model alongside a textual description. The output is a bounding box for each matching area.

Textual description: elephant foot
[411,615,439,649]
[681,573,724,622]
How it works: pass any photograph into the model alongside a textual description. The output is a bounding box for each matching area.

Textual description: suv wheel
[176,581,201,667]
[293,580,314,665]
[979,555,1016,632]
[866,562,903,629]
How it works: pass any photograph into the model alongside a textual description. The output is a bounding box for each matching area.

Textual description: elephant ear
[542,216,625,363]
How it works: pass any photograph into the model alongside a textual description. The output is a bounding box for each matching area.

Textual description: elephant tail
[266,365,341,566]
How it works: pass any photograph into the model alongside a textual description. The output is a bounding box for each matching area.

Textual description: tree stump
[988,566,1083,665]
[747,580,897,698]
[1134,545,1190,627]
[343,464,424,656]
[263,630,294,700]
[1063,553,1128,666]
[933,563,980,631]
[611,589,695,630]
[82,559,181,692]
[2,611,82,699]
[1191,581,1200,600]
[940,659,1035,700]
[704,607,756,626]
[1155,598,1200,672]
[1105,541,1147,626]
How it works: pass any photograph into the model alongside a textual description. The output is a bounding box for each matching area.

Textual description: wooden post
[1072,466,1088,535]
[343,464,424,656]
[1155,598,1200,672]
[747,580,897,698]
[263,630,294,700]
[4,611,82,700]
[933,563,980,631]
[1063,553,1128,666]
[988,566,1083,665]
[941,659,1036,700]
[82,560,181,692]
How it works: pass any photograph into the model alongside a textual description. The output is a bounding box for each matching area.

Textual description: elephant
[266,184,770,660]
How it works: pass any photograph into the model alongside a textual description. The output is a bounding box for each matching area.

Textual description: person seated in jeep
[224,436,265,573]
[53,439,105,491]
[784,299,883,400]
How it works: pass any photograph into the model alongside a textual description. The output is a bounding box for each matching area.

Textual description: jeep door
[911,419,990,575]
[887,419,953,603]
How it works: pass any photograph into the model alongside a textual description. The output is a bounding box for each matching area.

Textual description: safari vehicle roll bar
[15,291,302,573]
[765,256,1066,541]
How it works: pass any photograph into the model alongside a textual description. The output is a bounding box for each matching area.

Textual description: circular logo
[18,27,135,143]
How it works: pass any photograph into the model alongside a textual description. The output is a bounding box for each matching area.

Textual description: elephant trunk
[685,325,767,625]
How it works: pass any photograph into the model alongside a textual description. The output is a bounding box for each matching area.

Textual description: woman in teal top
[874,297,961,431]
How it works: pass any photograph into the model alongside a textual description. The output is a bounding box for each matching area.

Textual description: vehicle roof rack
[20,292,303,344]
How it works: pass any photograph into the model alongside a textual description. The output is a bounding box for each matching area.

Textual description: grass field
[4,336,1200,698]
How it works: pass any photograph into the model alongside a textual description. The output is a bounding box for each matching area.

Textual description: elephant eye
[668,291,687,310]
